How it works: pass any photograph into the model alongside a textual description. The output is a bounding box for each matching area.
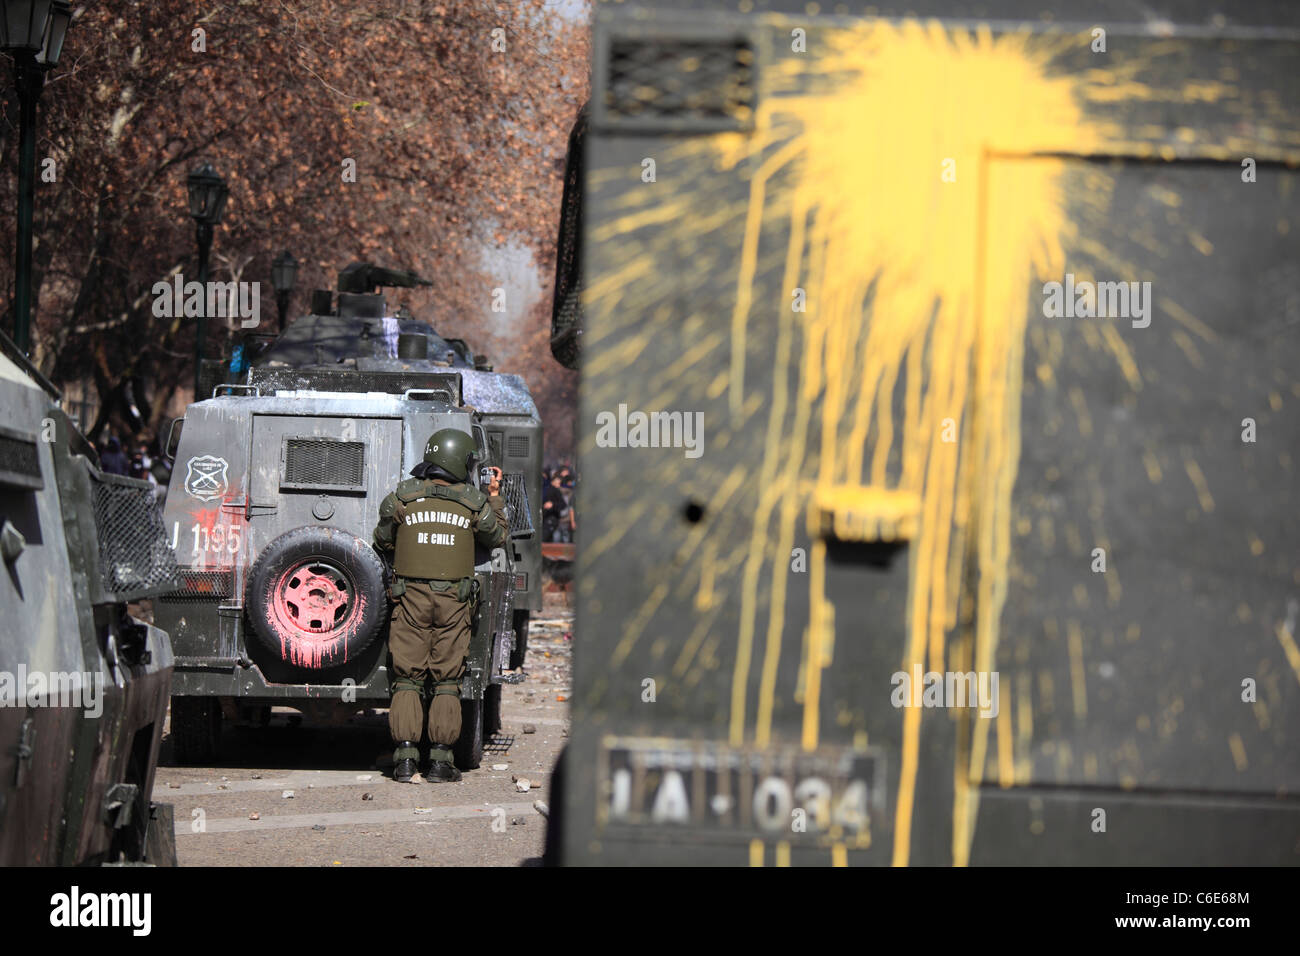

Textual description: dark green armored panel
[557,0,1300,865]
[0,335,178,864]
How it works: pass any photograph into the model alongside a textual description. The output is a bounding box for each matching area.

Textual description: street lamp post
[186,161,228,398]
[270,250,298,333]
[2,0,72,355]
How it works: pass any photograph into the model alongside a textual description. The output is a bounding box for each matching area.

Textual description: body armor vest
[391,481,484,581]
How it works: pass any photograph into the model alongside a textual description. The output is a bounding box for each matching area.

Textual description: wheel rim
[269,558,357,659]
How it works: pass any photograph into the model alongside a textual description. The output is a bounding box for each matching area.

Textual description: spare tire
[245,526,388,670]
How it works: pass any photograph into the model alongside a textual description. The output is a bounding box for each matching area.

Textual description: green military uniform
[373,429,507,782]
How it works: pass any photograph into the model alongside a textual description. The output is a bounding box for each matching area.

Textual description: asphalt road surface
[153,607,573,867]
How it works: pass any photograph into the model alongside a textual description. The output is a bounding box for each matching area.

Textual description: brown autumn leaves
[0,1,587,454]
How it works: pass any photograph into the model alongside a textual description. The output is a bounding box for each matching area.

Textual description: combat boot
[424,746,462,783]
[393,741,420,783]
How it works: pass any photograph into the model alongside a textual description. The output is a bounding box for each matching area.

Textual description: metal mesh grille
[603,37,756,129]
[506,435,529,458]
[501,473,534,538]
[283,438,365,489]
[157,569,233,603]
[0,432,42,489]
[89,474,182,601]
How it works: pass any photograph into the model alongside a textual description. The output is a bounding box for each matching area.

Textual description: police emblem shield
[184,455,229,502]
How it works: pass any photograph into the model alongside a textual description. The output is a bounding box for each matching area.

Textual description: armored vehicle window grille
[501,472,534,538]
[0,429,43,490]
[89,472,182,601]
[551,104,586,369]
[507,435,529,458]
[159,569,234,603]
[487,561,515,664]
[602,36,756,132]
[282,438,366,492]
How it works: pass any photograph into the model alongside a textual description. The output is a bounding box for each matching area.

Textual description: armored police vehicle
[548,0,1300,864]
[157,263,541,771]
[0,331,179,865]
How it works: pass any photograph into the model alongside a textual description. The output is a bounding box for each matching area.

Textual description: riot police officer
[373,428,507,782]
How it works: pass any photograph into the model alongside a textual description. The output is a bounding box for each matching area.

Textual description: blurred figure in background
[100,435,130,476]
[563,472,576,541]
[542,470,565,542]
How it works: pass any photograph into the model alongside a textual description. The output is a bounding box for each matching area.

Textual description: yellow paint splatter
[1275,619,1300,689]
[1183,458,1216,514]
[578,18,1167,868]
[1067,619,1088,721]
[1228,733,1248,772]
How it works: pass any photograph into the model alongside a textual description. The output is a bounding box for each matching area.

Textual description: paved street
[154,608,572,867]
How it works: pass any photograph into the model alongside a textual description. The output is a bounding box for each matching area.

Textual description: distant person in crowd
[129,450,158,488]
[542,472,565,542]
[100,436,130,476]
[563,477,576,541]
[554,470,575,543]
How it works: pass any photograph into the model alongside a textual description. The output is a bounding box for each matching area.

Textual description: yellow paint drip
[1228,733,1248,772]
[1275,620,1300,689]
[1183,458,1216,514]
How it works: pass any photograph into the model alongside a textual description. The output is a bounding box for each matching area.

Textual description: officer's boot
[393,741,420,783]
[424,746,462,783]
